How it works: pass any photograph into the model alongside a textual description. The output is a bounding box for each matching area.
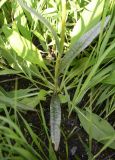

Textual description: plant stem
[54,0,66,92]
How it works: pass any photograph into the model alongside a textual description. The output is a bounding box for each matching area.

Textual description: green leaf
[11,147,38,160]
[2,26,46,69]
[0,126,24,142]
[105,49,115,59]
[0,69,21,75]
[19,97,40,109]
[58,94,68,104]
[102,70,115,85]
[0,95,36,111]
[49,141,57,160]
[0,116,26,140]
[71,0,105,45]
[50,94,61,151]
[20,114,48,160]
[60,16,110,73]
[7,88,35,98]
[96,87,115,105]
[88,63,115,88]
[12,1,31,40]
[0,0,7,8]
[76,108,115,149]
[17,0,60,53]
[19,90,47,109]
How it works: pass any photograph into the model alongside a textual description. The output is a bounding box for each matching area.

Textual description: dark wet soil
[22,105,115,160]
[0,74,115,160]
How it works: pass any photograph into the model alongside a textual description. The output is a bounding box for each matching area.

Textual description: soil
[21,105,115,160]
[0,74,115,160]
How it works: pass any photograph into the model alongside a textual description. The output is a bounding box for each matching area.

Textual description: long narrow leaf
[60,16,110,73]
[50,94,61,151]
[71,0,105,44]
